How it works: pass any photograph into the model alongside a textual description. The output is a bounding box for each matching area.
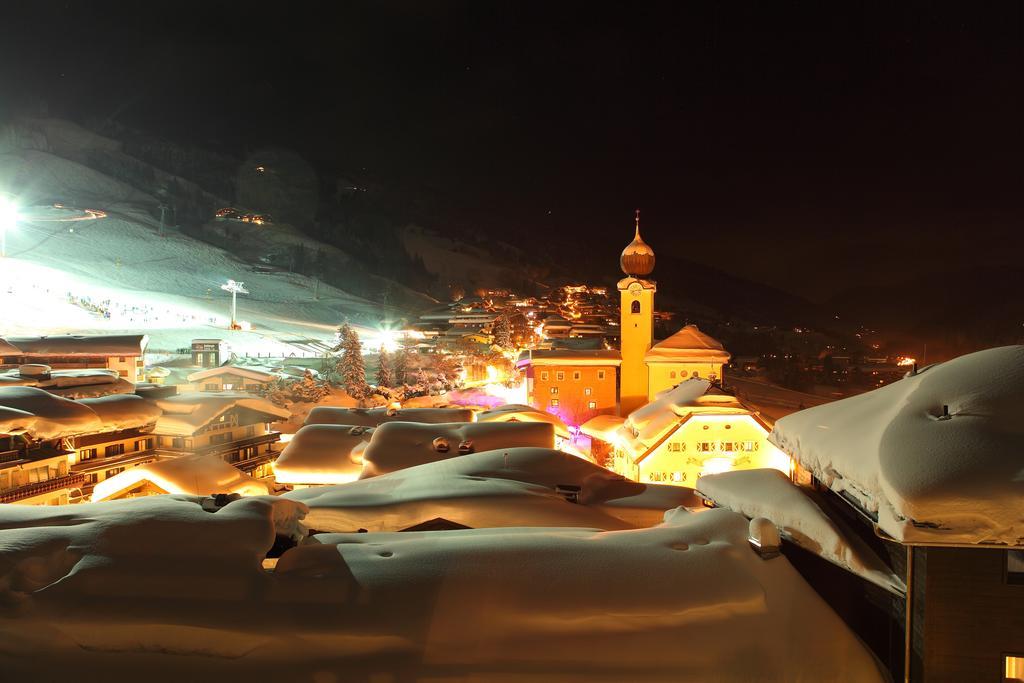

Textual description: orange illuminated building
[516,350,620,427]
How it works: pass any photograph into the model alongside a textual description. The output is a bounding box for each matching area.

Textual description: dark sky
[2,1,1022,300]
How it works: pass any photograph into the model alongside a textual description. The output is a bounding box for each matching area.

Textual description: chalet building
[581,379,789,486]
[0,334,148,382]
[186,365,278,393]
[516,349,620,427]
[147,392,290,480]
[91,454,269,502]
[68,394,163,497]
[767,346,1024,682]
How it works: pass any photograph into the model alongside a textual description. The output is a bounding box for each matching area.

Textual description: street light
[220,279,249,329]
[0,198,17,258]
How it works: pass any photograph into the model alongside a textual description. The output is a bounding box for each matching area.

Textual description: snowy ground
[0,119,417,355]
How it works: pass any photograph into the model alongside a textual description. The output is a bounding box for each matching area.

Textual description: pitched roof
[149,392,290,436]
[91,454,269,502]
[645,325,730,362]
[4,334,148,356]
[516,349,621,367]
[186,365,279,383]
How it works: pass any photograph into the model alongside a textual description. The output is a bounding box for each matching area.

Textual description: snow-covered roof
[0,386,103,439]
[304,406,474,427]
[273,424,374,485]
[149,392,290,436]
[4,334,148,356]
[0,338,22,355]
[579,414,627,441]
[475,403,572,438]
[516,349,621,367]
[91,454,270,502]
[78,394,162,433]
[644,324,731,363]
[697,469,905,593]
[770,345,1024,546]
[0,367,136,399]
[186,365,279,383]
[615,380,761,456]
[360,421,556,478]
[287,446,698,532]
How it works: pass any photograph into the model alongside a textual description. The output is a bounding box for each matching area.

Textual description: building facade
[0,334,148,382]
[516,350,620,427]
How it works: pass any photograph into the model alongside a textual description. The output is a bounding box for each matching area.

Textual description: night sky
[1,1,1021,300]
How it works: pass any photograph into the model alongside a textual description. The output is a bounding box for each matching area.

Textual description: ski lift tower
[221,279,249,330]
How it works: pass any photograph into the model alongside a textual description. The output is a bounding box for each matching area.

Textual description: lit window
[550,386,559,394]
[540,371,549,381]
[698,442,714,452]
[721,442,735,452]
[1006,655,1024,682]
[584,387,592,396]
[670,371,676,379]
[550,399,560,407]
[556,371,565,381]
[573,371,581,380]
[588,401,597,410]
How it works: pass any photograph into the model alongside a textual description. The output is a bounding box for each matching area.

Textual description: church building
[519,211,731,422]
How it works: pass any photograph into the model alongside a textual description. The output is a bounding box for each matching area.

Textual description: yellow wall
[620,413,790,487]
[647,361,725,400]
[618,278,656,415]
[106,354,144,382]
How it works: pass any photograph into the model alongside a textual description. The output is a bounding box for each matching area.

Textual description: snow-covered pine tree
[392,347,411,386]
[494,311,513,350]
[336,323,368,399]
[291,370,329,402]
[376,345,394,388]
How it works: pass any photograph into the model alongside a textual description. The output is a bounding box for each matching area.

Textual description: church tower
[617,210,656,416]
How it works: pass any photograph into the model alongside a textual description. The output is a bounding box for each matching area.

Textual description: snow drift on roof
[273,424,374,485]
[645,324,731,362]
[0,386,103,439]
[77,394,163,433]
[4,334,147,356]
[149,392,290,436]
[304,405,474,427]
[285,447,701,532]
[515,349,622,367]
[359,421,555,478]
[476,403,572,438]
[91,454,270,502]
[698,469,905,593]
[770,345,1024,546]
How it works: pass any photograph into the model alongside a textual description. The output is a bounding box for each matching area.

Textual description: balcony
[0,473,85,504]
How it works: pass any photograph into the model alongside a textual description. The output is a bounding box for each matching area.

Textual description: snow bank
[770,346,1024,545]
[91,454,270,501]
[78,394,162,432]
[304,405,474,427]
[272,424,374,485]
[287,447,704,532]
[0,484,884,681]
[0,386,103,439]
[698,469,905,592]
[278,508,886,682]
[359,420,555,478]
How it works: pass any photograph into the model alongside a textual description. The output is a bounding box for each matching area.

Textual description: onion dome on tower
[620,209,655,277]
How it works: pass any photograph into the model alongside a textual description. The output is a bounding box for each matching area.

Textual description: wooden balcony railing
[0,473,85,504]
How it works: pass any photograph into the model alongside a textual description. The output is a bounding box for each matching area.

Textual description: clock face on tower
[628,281,643,297]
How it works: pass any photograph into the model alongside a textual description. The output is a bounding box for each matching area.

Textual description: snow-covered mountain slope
[0,119,421,354]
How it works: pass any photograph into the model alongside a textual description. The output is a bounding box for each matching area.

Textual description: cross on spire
[634,208,641,238]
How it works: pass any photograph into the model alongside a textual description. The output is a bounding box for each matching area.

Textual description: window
[720,442,735,452]
[118,369,128,377]
[105,467,124,478]
[1008,550,1024,585]
[1006,655,1024,682]
[84,473,99,484]
[556,371,565,381]
[670,371,676,379]
[540,371,549,381]
[572,371,581,381]
[698,442,714,452]
[134,440,146,451]
[205,383,219,391]
[550,386,559,394]
[105,444,125,457]
[209,433,232,445]
[667,442,685,453]
[584,387,592,396]
[118,356,126,362]
[549,399,560,407]
[631,300,641,314]
[587,401,597,410]
[80,448,97,461]
[171,437,185,449]
[246,425,256,437]
[597,370,606,380]
[692,371,700,378]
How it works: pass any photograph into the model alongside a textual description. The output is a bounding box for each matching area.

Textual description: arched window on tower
[631,300,641,314]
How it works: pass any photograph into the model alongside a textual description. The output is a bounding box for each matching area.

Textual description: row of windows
[80,438,155,461]
[549,386,595,396]
[659,441,760,453]
[549,399,598,410]
[540,370,607,382]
